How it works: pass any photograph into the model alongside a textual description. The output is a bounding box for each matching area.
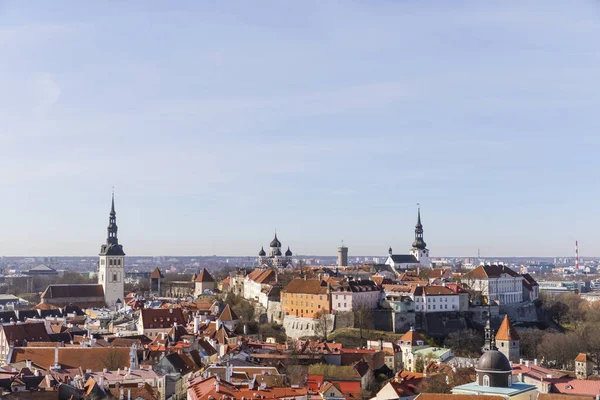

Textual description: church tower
[98,192,125,309]
[409,208,431,267]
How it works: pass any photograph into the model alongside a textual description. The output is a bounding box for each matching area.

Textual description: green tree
[414,356,425,373]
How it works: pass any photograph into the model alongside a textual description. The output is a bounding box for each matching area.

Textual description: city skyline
[1,1,600,256]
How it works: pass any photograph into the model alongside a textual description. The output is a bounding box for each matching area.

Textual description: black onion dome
[270,234,281,248]
[275,249,282,256]
[476,350,512,372]
[258,247,266,256]
[285,247,292,257]
[412,238,427,250]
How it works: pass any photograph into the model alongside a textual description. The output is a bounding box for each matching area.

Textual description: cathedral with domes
[257,233,293,267]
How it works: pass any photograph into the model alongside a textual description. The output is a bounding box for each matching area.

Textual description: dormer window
[483,375,490,387]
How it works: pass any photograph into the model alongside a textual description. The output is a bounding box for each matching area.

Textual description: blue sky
[1,1,599,257]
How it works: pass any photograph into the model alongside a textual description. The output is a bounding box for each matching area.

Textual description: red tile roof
[218,304,239,321]
[283,279,328,295]
[187,376,307,400]
[551,378,600,396]
[195,269,215,283]
[399,329,425,345]
[495,315,519,341]
[11,347,130,371]
[140,308,186,330]
[463,265,520,279]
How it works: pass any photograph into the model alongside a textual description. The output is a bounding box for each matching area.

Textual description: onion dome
[275,249,282,256]
[270,233,281,248]
[258,247,266,256]
[285,247,292,257]
[388,246,393,255]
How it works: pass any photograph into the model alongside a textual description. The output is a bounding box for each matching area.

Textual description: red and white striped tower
[575,240,579,271]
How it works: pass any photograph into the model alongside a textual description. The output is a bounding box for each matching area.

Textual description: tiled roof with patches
[187,376,307,400]
[1,322,51,346]
[140,308,186,329]
[41,284,105,299]
[283,279,328,295]
[194,268,215,283]
[11,347,130,371]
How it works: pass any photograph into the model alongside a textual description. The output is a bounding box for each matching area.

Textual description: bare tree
[99,348,129,371]
[314,310,331,341]
[352,301,373,343]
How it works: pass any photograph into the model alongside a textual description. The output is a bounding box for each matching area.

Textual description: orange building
[281,279,331,318]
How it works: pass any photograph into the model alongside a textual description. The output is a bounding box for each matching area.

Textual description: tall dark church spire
[412,207,427,250]
[100,191,125,256]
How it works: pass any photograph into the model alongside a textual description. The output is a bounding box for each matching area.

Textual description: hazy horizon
[1,1,599,257]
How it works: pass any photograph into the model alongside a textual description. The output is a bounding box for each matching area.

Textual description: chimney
[534,359,538,366]
[520,358,523,365]
[26,360,32,369]
[119,388,124,400]
[525,360,530,368]
[99,375,104,388]
[128,389,131,400]
[243,324,248,335]
[194,312,200,334]
[169,308,173,314]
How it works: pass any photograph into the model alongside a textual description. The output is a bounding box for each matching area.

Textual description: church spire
[412,206,427,250]
[106,191,119,246]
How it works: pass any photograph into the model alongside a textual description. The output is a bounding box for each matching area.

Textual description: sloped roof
[11,347,130,371]
[412,286,456,296]
[399,329,425,345]
[218,304,239,321]
[195,268,215,283]
[495,315,520,341]
[389,255,419,264]
[246,269,276,284]
[575,353,588,362]
[140,308,186,329]
[283,279,328,295]
[41,284,104,299]
[150,267,164,279]
[30,264,57,272]
[463,265,520,279]
[1,322,51,346]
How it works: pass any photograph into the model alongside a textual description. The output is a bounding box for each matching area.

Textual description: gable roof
[399,329,425,345]
[495,315,519,341]
[41,284,105,299]
[140,308,186,330]
[150,267,164,279]
[195,268,215,283]
[283,279,328,295]
[246,269,277,284]
[412,286,456,296]
[11,347,130,371]
[389,255,419,264]
[1,322,51,346]
[575,353,588,362]
[463,265,520,279]
[218,304,239,321]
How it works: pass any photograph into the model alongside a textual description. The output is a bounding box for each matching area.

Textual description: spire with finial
[100,189,125,256]
[412,204,427,250]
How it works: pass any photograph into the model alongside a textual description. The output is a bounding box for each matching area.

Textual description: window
[344,303,347,307]
[113,273,117,282]
[338,303,341,307]
[507,375,512,386]
[483,375,490,387]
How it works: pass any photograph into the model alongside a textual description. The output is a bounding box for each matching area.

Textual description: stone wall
[283,314,335,339]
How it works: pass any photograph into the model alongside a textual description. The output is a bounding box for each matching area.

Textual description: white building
[258,233,293,267]
[410,285,460,313]
[385,209,432,273]
[98,193,125,309]
[462,265,523,304]
[331,280,381,313]
[243,269,277,304]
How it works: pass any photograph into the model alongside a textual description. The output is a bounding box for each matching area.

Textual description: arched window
[508,374,512,386]
[483,375,490,387]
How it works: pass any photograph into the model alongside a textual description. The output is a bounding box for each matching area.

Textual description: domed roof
[412,238,427,250]
[270,234,281,248]
[258,247,266,256]
[285,247,292,257]
[476,350,512,372]
[275,249,282,256]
